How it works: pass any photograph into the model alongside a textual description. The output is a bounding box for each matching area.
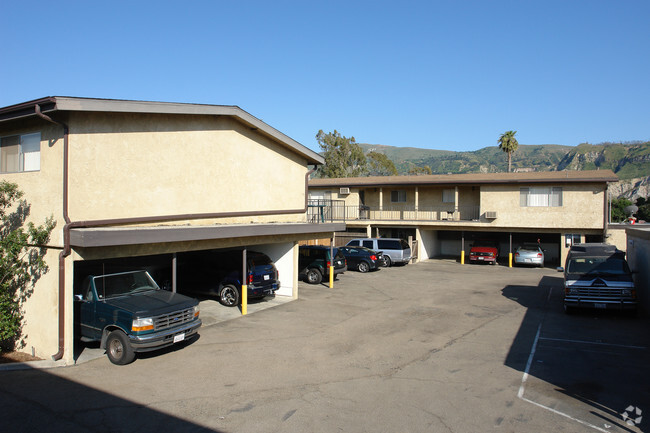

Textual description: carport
[418,229,563,266]
[70,222,344,361]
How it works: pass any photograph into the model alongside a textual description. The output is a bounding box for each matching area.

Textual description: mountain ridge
[359,141,649,179]
[358,141,650,199]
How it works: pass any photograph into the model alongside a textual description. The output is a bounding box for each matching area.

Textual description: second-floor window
[442,189,455,203]
[520,187,562,207]
[0,132,41,173]
[391,190,406,203]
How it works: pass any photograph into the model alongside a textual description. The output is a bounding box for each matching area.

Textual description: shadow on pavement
[502,275,650,432]
[0,365,222,432]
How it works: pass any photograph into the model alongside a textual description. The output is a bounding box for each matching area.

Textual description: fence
[308,200,480,223]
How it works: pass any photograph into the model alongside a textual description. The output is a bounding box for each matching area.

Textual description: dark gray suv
[558,243,637,314]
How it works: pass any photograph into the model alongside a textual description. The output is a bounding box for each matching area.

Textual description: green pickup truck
[76,270,202,365]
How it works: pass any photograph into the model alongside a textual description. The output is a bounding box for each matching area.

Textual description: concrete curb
[0,359,67,372]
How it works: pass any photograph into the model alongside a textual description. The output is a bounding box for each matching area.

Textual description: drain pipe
[35,105,70,361]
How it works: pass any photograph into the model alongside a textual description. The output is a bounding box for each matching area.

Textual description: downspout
[35,104,69,361]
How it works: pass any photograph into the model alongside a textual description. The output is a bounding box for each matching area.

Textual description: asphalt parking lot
[1,260,648,432]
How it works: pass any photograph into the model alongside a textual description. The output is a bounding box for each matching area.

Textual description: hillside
[359,141,650,180]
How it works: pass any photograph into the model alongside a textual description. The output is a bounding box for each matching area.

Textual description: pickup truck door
[79,281,103,341]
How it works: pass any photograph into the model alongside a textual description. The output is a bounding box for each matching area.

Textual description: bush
[0,181,55,351]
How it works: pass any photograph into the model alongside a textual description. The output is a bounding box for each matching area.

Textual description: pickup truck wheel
[218,284,240,307]
[106,330,135,365]
[357,261,370,273]
[306,268,322,284]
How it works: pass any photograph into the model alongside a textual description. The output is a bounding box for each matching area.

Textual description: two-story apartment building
[309,170,618,265]
[0,96,343,364]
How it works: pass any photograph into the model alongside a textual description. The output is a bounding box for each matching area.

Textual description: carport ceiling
[70,223,346,248]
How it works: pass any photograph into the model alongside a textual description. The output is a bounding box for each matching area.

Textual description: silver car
[514,244,544,267]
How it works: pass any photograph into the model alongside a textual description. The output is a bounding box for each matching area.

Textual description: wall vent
[485,211,497,219]
[339,187,351,195]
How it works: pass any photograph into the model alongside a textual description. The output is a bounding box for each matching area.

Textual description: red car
[469,241,499,265]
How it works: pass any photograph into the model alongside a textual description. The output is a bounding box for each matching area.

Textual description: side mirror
[556,267,564,272]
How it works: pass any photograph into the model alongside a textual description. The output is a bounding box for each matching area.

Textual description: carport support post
[172,253,177,292]
[242,249,248,315]
[461,232,465,265]
[329,235,335,288]
[509,233,513,268]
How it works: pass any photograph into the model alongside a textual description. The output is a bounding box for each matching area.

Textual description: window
[0,132,40,173]
[565,234,581,247]
[391,190,406,203]
[520,187,562,207]
[442,188,455,203]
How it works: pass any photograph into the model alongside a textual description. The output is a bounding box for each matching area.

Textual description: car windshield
[566,257,630,276]
[93,271,160,299]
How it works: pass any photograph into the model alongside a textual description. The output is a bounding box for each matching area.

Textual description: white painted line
[519,395,612,433]
[518,323,542,399]
[539,337,647,350]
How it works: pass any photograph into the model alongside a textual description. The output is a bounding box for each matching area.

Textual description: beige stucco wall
[67,112,308,224]
[1,123,65,358]
[606,225,628,252]
[480,183,606,229]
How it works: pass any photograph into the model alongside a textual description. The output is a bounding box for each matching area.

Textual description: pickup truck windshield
[93,271,160,299]
[566,257,630,276]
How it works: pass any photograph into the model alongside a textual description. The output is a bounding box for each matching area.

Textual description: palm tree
[498,130,519,172]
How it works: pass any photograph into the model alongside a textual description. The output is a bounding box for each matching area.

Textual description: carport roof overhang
[69,223,346,248]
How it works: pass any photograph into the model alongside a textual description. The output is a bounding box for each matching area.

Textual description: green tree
[316,130,368,178]
[610,197,633,222]
[637,203,650,222]
[367,151,398,176]
[408,165,432,175]
[498,130,519,172]
[1,181,55,351]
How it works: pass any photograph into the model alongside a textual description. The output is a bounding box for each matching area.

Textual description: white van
[345,238,412,267]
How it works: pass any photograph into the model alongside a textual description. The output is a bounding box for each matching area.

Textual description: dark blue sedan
[338,246,382,273]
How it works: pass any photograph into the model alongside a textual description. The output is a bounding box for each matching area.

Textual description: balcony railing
[307,200,480,223]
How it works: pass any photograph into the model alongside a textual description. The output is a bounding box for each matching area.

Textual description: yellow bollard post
[329,263,334,288]
[461,250,465,265]
[242,284,247,315]
[509,253,513,268]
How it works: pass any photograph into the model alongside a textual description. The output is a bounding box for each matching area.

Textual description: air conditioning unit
[485,211,497,219]
[339,187,350,195]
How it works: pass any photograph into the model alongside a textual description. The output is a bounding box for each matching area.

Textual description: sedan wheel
[357,261,370,273]
[219,284,240,307]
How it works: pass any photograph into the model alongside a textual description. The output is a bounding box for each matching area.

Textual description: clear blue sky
[1,1,649,153]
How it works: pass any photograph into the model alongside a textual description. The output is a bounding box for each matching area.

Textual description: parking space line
[538,337,647,350]
[516,286,613,433]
